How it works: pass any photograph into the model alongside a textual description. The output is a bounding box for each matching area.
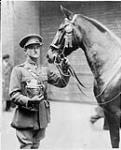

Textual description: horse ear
[60,5,74,20]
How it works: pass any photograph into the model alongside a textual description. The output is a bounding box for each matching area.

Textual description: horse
[46,6,121,148]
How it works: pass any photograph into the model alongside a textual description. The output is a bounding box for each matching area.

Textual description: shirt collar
[26,58,38,66]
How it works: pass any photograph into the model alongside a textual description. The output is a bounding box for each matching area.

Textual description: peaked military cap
[19,34,43,48]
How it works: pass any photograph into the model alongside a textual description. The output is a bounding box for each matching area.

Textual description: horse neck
[78,20,121,79]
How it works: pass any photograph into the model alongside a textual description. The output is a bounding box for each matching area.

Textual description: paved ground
[1,101,121,150]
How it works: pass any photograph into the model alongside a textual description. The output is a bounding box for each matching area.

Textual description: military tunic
[9,60,70,130]
[2,62,13,101]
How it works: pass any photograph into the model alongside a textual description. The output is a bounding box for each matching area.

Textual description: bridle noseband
[50,44,66,65]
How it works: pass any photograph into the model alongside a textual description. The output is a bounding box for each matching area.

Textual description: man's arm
[9,66,29,107]
[47,59,71,87]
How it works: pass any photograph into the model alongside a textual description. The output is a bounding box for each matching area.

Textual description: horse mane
[82,15,107,33]
[75,14,121,44]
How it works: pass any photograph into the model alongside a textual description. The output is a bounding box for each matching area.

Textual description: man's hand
[61,58,70,73]
[30,94,44,102]
[27,94,44,108]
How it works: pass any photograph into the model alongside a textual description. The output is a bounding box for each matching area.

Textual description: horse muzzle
[46,48,57,64]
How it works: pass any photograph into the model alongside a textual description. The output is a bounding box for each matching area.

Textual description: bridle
[50,43,66,65]
[50,21,74,64]
[50,22,87,91]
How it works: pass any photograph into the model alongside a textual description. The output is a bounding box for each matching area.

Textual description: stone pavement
[1,101,120,150]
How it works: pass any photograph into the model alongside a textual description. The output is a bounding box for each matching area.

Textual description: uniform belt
[19,99,49,112]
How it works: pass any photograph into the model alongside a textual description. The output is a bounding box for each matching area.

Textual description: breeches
[16,128,46,149]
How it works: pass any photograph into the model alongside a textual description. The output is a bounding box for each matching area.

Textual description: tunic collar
[26,58,38,66]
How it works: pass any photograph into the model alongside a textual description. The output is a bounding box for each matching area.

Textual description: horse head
[47,6,121,77]
[47,6,84,64]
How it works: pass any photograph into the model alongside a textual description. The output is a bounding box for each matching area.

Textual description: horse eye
[58,27,63,31]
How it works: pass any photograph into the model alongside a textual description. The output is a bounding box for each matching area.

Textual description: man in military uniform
[2,54,13,111]
[9,34,70,149]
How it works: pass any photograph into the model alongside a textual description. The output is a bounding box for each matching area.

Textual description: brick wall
[38,1,121,103]
[2,1,14,63]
